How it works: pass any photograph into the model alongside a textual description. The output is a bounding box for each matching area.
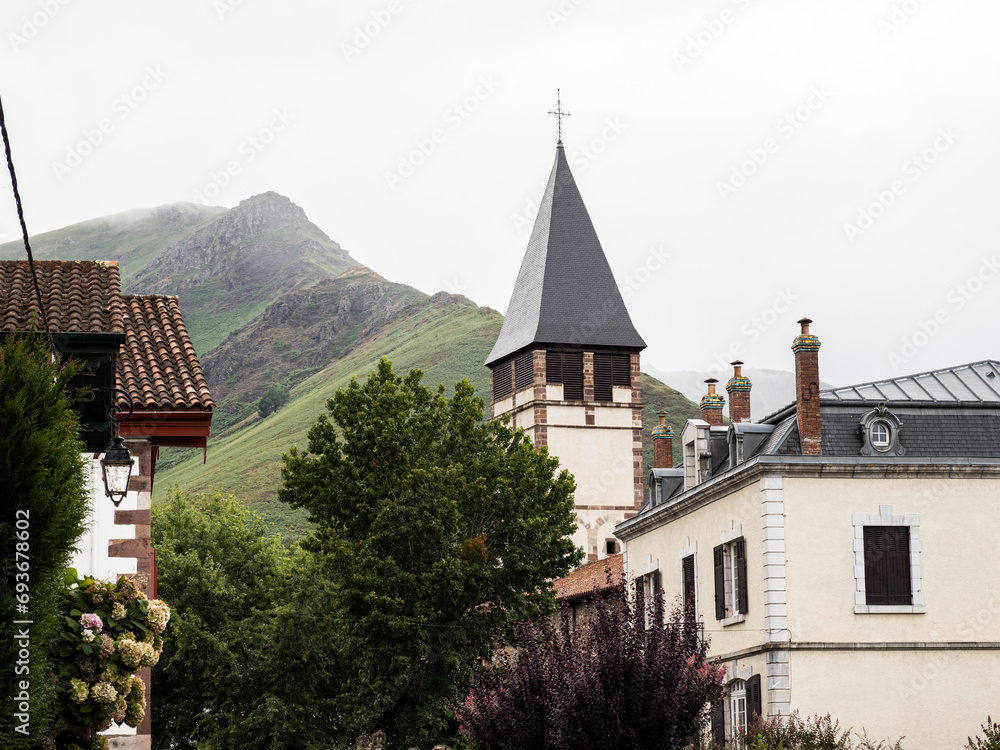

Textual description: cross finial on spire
[547,89,572,146]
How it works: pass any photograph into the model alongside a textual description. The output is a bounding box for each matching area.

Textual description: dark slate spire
[486,146,646,366]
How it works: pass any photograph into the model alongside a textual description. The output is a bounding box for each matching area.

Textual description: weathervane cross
[548,89,572,145]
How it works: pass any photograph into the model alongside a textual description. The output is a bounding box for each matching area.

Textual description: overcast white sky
[2,0,998,386]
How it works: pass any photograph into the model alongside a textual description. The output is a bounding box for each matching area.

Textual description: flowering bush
[38,570,171,750]
[968,717,1000,750]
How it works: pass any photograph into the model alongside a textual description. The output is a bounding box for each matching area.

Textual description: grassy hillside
[155,295,504,537]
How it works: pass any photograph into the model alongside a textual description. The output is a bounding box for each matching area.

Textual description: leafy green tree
[279,358,582,749]
[258,384,290,418]
[150,490,345,749]
[457,581,726,750]
[0,336,89,749]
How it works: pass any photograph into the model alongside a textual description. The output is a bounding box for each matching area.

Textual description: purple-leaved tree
[457,578,726,750]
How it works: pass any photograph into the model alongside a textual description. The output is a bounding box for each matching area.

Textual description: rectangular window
[863,526,911,606]
[546,351,584,400]
[593,352,631,402]
[714,537,748,621]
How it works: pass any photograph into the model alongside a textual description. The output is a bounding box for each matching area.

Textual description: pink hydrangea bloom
[80,613,103,631]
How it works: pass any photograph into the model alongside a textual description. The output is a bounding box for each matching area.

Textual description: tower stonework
[486,144,646,563]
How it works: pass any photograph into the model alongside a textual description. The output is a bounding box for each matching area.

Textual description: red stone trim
[114,509,151,525]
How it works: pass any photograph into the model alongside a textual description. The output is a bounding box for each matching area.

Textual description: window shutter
[747,673,762,721]
[711,698,726,747]
[714,545,726,620]
[545,350,562,385]
[864,526,911,606]
[682,555,696,617]
[736,537,749,615]
[492,360,512,401]
[612,353,631,387]
[547,351,584,400]
[886,526,912,605]
[652,569,663,622]
[594,352,613,402]
[514,350,534,392]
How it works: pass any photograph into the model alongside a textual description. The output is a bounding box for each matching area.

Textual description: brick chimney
[792,317,822,455]
[699,378,725,426]
[652,411,674,468]
[726,360,752,424]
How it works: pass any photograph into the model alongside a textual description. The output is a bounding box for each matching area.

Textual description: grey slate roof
[485,146,646,366]
[822,360,1000,403]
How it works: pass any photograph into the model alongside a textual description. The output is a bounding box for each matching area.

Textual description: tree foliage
[0,336,89,749]
[258,384,290,418]
[457,580,726,750]
[279,358,582,748]
[150,490,345,750]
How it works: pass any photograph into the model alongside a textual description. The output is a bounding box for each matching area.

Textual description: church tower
[486,126,646,563]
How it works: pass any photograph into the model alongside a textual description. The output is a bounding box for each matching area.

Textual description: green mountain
[2,192,701,537]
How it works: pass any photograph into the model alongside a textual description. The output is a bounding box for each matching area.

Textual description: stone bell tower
[485,136,646,563]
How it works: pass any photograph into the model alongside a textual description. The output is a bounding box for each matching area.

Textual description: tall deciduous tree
[151,490,345,750]
[0,336,89,749]
[279,358,582,748]
[457,580,726,750]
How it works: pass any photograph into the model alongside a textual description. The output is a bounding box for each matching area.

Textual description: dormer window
[859,404,904,456]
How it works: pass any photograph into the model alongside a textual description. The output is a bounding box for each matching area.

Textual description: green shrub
[258,384,290,418]
[739,712,850,750]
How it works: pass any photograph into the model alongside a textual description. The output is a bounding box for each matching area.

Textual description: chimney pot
[700,378,725,426]
[727,360,752,424]
[792,317,822,454]
[652,410,674,468]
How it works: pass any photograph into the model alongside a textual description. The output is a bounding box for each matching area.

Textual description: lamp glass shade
[101,436,133,506]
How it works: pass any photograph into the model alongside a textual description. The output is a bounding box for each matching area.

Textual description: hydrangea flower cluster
[43,571,171,750]
[91,682,118,704]
[79,612,103,630]
[146,599,171,633]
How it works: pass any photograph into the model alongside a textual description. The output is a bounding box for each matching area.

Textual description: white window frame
[719,523,746,626]
[730,678,748,742]
[852,504,925,614]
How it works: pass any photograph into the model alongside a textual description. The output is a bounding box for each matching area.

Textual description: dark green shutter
[736,537,749,615]
[714,545,725,620]
[711,698,726,746]
[747,673,762,721]
[682,554,696,622]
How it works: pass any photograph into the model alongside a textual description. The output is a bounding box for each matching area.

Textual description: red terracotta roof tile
[1,260,213,410]
[118,295,215,409]
[0,260,123,333]
[553,554,624,602]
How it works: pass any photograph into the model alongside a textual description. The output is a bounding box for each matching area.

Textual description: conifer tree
[0,336,89,748]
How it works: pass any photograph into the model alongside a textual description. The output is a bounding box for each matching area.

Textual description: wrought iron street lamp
[98,386,135,507]
[101,434,133,506]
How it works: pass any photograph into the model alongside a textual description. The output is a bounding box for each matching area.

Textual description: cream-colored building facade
[617,322,1000,748]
